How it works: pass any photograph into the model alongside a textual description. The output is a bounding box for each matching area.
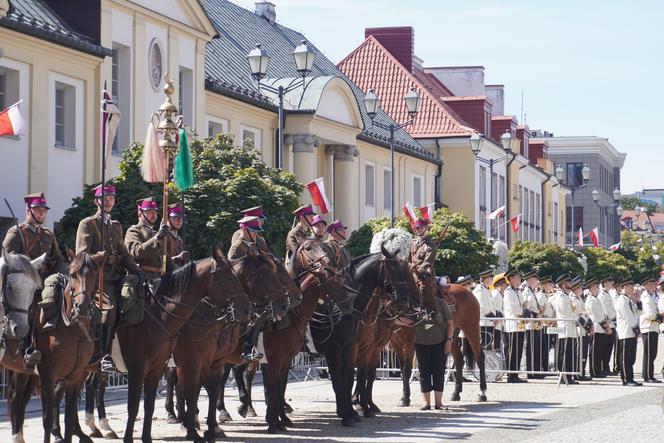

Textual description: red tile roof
[337,36,474,138]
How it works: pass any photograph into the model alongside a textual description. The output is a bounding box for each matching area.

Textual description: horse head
[0,251,44,339]
[377,246,414,310]
[210,247,250,323]
[66,252,103,320]
[230,251,287,322]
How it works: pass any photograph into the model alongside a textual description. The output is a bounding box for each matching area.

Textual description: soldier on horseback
[408,217,438,303]
[2,193,68,368]
[75,184,144,373]
[324,219,351,269]
[125,197,174,277]
[310,215,327,240]
[285,204,315,264]
[165,203,190,267]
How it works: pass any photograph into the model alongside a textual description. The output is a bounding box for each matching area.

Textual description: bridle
[1,268,35,317]
[230,253,287,322]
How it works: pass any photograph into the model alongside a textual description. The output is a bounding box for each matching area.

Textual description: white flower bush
[492,240,509,273]
[370,228,412,260]
[577,253,588,275]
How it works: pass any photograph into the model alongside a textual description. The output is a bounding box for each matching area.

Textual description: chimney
[255,1,276,23]
[365,27,415,73]
[485,85,504,116]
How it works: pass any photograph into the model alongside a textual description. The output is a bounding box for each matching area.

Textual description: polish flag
[609,242,621,251]
[0,100,26,137]
[419,203,436,221]
[403,201,417,227]
[588,227,599,247]
[510,214,521,232]
[307,177,332,214]
[487,205,506,220]
[577,227,584,248]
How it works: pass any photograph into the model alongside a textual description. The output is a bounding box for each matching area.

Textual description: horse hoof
[267,425,281,434]
[246,406,258,417]
[341,418,356,427]
[89,429,103,438]
[283,402,293,414]
[104,430,119,439]
[54,437,65,443]
[398,398,410,407]
[352,413,362,423]
[78,435,94,443]
[450,393,461,402]
[218,410,233,423]
[477,394,487,402]
[363,409,376,418]
[214,425,226,438]
[370,404,382,414]
[166,414,179,424]
[237,404,248,418]
[280,416,293,427]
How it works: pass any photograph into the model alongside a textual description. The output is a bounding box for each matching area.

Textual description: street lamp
[471,130,514,240]
[246,40,316,169]
[556,163,591,248]
[592,186,621,248]
[364,87,420,227]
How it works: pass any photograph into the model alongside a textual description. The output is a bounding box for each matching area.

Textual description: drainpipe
[505,152,517,246]
[541,174,551,243]
[435,139,443,208]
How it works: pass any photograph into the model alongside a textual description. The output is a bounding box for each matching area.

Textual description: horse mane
[155,261,196,300]
[2,252,42,289]
[69,252,98,276]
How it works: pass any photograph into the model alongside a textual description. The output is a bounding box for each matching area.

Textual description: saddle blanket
[256,326,318,365]
[111,336,128,373]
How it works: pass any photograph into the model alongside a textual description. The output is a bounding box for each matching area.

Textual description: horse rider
[638,274,662,383]
[125,197,174,278]
[570,276,591,381]
[552,275,578,385]
[473,269,496,350]
[2,193,68,368]
[615,277,642,386]
[584,277,611,379]
[407,217,437,305]
[310,215,327,240]
[522,271,543,379]
[75,184,144,373]
[228,206,271,258]
[324,219,352,269]
[228,215,267,363]
[502,268,526,383]
[598,275,618,375]
[165,203,190,267]
[285,204,315,264]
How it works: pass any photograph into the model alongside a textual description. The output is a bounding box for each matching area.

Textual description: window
[54,82,76,148]
[566,162,583,187]
[383,169,392,211]
[479,166,486,210]
[178,67,193,125]
[566,207,584,242]
[413,175,423,207]
[0,72,6,111]
[530,190,535,240]
[499,175,506,240]
[0,66,20,136]
[554,201,559,240]
[208,118,229,137]
[111,44,130,154]
[518,185,524,239]
[365,163,375,207]
[239,125,261,150]
[535,193,541,241]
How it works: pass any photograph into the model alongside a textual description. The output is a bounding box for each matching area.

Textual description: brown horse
[3,251,104,443]
[389,283,487,406]
[117,248,248,443]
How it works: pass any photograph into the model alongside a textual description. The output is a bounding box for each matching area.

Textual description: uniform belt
[140,264,162,273]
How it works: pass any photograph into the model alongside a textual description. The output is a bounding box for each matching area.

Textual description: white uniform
[491,289,503,331]
[640,292,661,333]
[552,290,579,338]
[522,286,540,330]
[503,285,523,333]
[616,294,639,339]
[586,294,610,334]
[473,284,496,327]
[658,295,664,333]
[539,291,554,319]
[572,294,589,337]
[598,288,617,321]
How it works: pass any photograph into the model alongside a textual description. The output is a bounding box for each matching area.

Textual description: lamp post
[364,88,420,227]
[246,40,315,169]
[555,163,590,248]
[470,130,513,239]
[592,187,621,248]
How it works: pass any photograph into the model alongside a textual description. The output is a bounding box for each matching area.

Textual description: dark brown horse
[389,283,487,406]
[3,251,104,443]
[117,248,247,443]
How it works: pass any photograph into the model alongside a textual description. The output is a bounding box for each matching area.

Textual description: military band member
[228,216,268,260]
[551,275,578,385]
[473,269,497,349]
[285,204,315,263]
[639,275,662,383]
[76,184,143,373]
[538,276,556,374]
[615,278,642,386]
[521,271,544,379]
[165,203,190,266]
[584,278,612,378]
[491,273,507,350]
[503,269,526,383]
[324,219,351,269]
[570,277,591,381]
[408,218,437,302]
[456,275,473,289]
[2,193,68,368]
[125,197,174,277]
[598,275,618,375]
[310,214,327,240]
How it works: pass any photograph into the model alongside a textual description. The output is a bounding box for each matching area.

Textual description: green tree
[345,209,496,280]
[620,196,656,212]
[57,135,303,259]
[508,241,584,280]
[582,247,631,281]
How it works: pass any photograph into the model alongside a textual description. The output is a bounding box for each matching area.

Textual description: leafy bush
[508,241,584,280]
[582,247,631,281]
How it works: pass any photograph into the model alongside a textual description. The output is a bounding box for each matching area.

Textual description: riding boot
[22,313,41,368]
[99,323,118,373]
[240,317,266,363]
[41,303,59,332]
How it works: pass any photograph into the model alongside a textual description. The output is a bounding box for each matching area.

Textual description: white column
[326,144,359,229]
[285,133,320,203]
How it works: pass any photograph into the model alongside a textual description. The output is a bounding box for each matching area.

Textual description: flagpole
[98,82,107,363]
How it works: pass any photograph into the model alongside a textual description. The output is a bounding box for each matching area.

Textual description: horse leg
[216,364,233,423]
[277,369,292,428]
[397,350,412,407]
[84,373,102,438]
[356,365,373,418]
[245,363,259,417]
[141,372,162,443]
[8,372,37,443]
[467,329,488,401]
[65,385,93,443]
[263,365,281,434]
[204,379,224,441]
[180,369,204,442]
[40,372,55,443]
[96,373,118,438]
[450,336,463,401]
[164,368,179,423]
[51,381,66,443]
[122,367,144,443]
[234,365,250,418]
[366,363,381,414]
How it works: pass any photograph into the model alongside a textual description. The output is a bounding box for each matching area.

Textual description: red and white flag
[577,227,584,248]
[419,203,436,221]
[510,214,521,232]
[102,89,121,164]
[403,201,417,227]
[307,177,332,214]
[609,242,621,251]
[0,100,26,137]
[588,227,599,247]
[487,205,505,220]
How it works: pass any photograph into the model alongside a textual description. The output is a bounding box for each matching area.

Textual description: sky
[233,0,664,193]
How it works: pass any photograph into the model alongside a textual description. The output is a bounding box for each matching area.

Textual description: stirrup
[240,352,263,363]
[100,355,118,373]
[24,349,42,368]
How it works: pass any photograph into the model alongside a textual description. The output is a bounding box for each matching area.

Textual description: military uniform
[286,223,310,260]
[639,278,661,382]
[125,223,174,277]
[597,278,618,374]
[551,278,579,384]
[228,228,270,260]
[502,274,525,382]
[3,223,68,279]
[585,282,611,377]
[166,230,186,265]
[522,277,544,378]
[615,281,640,385]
